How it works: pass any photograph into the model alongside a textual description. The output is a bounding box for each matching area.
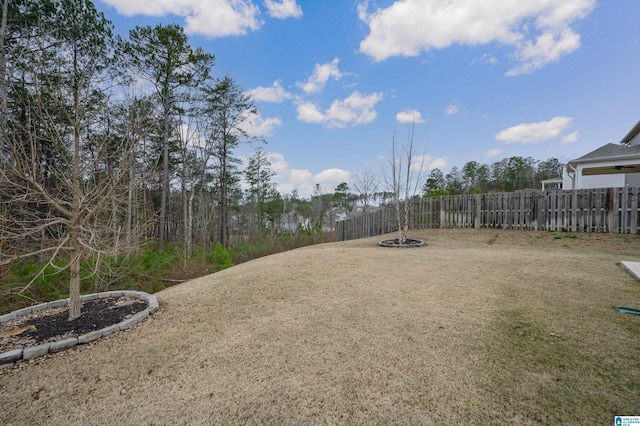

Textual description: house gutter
[567,162,578,190]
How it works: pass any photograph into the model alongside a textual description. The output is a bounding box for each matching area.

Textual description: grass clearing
[1,229,639,424]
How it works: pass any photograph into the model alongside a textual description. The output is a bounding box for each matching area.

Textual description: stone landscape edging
[378,238,427,248]
[0,291,158,367]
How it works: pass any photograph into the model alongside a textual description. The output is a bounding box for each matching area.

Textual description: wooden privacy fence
[335,187,640,241]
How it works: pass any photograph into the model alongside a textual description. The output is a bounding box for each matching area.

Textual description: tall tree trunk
[69,111,82,321]
[391,137,404,243]
[68,242,81,320]
[220,183,228,247]
[158,91,170,251]
[125,158,134,261]
[181,156,187,264]
[0,0,7,134]
[395,199,403,243]
[0,203,5,266]
[187,188,194,258]
[219,148,228,248]
[197,186,205,248]
[403,152,411,244]
[111,194,119,252]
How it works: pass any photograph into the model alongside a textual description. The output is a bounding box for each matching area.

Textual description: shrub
[207,243,233,272]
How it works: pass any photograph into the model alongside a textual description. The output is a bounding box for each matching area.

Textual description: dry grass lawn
[1,229,640,425]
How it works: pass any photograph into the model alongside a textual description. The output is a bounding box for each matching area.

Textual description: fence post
[632,187,638,235]
[607,188,614,233]
[533,190,539,231]
[571,190,578,232]
[621,188,629,233]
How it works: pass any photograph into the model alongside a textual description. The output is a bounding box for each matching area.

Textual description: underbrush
[230,231,333,264]
[0,248,178,315]
[0,231,333,315]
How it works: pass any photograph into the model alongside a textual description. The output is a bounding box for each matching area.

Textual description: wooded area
[336,187,640,241]
[0,0,302,319]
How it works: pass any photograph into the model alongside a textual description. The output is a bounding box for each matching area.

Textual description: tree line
[422,157,564,197]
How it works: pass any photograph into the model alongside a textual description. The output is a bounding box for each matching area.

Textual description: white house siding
[580,174,626,188]
[630,132,640,147]
[626,173,640,186]
[563,168,626,189]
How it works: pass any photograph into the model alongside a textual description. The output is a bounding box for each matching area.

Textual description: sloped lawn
[1,229,639,425]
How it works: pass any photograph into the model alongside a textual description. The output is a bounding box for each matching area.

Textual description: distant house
[563,121,640,190]
[541,177,563,190]
[280,210,308,234]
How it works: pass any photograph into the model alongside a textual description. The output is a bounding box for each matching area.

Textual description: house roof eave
[620,120,640,145]
[540,177,563,183]
[569,152,640,166]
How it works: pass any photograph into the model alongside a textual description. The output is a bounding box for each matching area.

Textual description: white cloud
[561,130,579,144]
[358,0,595,75]
[486,149,504,157]
[289,168,313,184]
[102,0,262,37]
[247,80,292,103]
[271,164,312,196]
[428,157,448,170]
[296,100,326,124]
[445,103,459,115]
[325,92,383,127]
[411,154,448,171]
[264,0,302,19]
[296,92,383,128]
[298,58,344,94]
[261,152,356,197]
[314,168,352,188]
[496,116,574,144]
[238,110,282,136]
[396,109,425,123]
[507,28,581,76]
[471,53,498,65]
[286,169,321,196]
[267,152,290,176]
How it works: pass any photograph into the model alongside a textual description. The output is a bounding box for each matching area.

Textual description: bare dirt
[1,228,639,425]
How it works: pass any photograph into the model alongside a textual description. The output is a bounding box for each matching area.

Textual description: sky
[95,0,640,196]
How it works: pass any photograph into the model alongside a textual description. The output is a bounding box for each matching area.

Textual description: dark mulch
[378,238,427,248]
[2,297,147,348]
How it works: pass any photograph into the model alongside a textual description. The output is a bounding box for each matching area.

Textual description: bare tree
[353,170,379,212]
[0,0,142,320]
[190,113,218,250]
[0,0,8,122]
[383,122,428,244]
[308,184,331,233]
[176,113,202,260]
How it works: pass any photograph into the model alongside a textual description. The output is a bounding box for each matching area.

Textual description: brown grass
[1,229,639,424]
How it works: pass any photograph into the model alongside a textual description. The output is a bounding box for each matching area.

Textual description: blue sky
[96,0,640,196]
